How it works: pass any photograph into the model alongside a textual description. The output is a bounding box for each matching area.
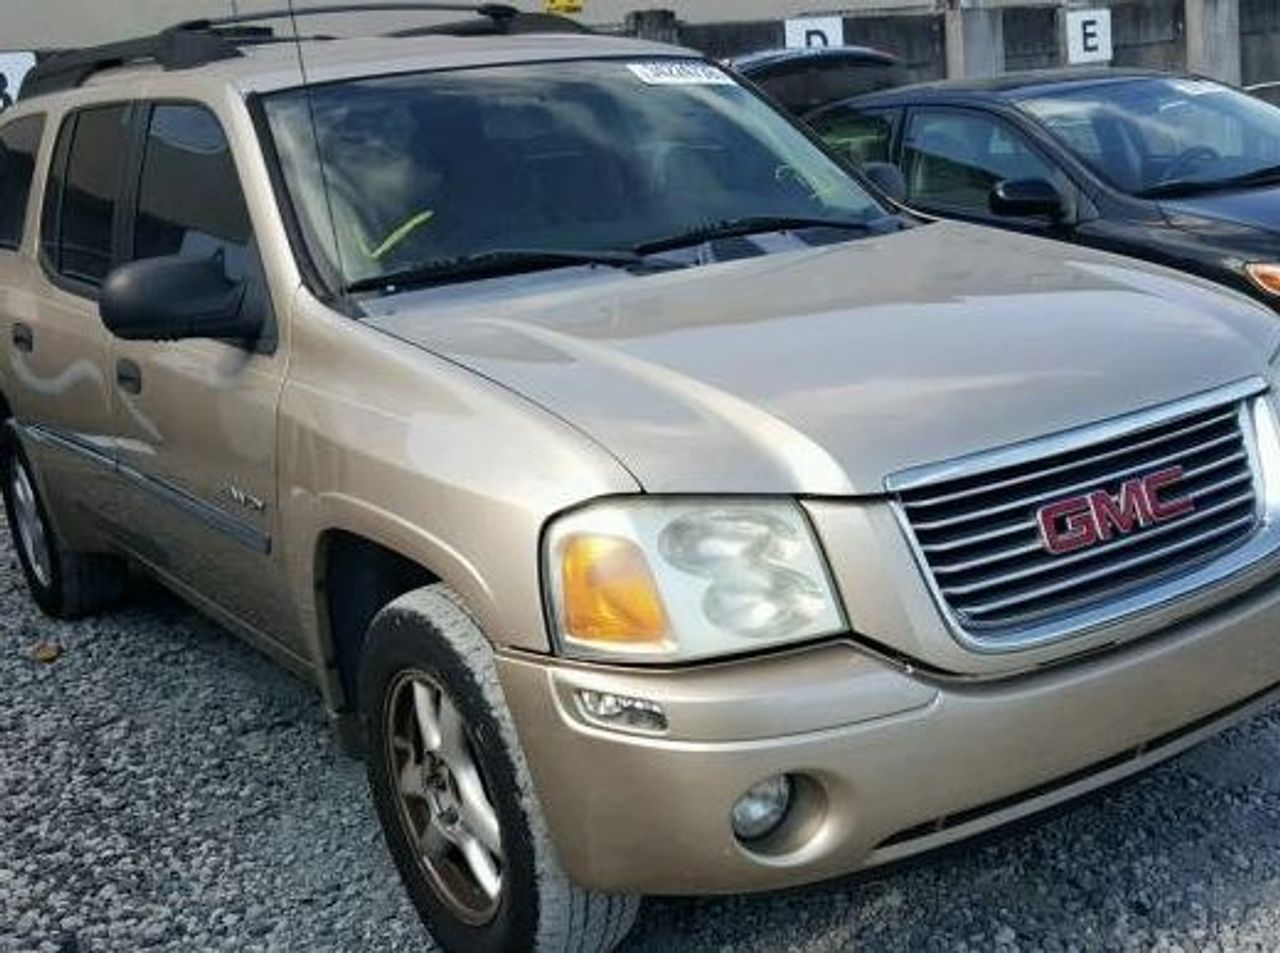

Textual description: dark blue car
[810,69,1280,309]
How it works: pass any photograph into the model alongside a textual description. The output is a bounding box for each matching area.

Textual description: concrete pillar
[945,4,1005,79]
[1186,0,1242,85]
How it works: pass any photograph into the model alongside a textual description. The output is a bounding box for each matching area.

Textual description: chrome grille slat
[907,430,1241,532]
[924,449,1250,566]
[959,512,1256,620]
[903,408,1239,509]
[919,519,1037,555]
[894,388,1263,643]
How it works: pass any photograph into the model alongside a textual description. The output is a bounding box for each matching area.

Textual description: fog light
[575,690,668,733]
[731,774,793,842]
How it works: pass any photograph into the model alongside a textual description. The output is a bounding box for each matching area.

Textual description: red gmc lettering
[1089,479,1153,541]
[1037,466,1194,556]
[1144,466,1196,521]
[1037,497,1098,555]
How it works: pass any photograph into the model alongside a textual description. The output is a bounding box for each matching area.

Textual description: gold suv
[2,8,1280,952]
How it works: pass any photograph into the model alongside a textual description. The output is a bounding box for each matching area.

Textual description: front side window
[0,115,45,250]
[42,104,132,286]
[902,108,1059,214]
[134,104,255,279]
[1021,77,1280,196]
[263,58,887,291]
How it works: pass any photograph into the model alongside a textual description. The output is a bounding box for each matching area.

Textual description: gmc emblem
[1036,466,1195,556]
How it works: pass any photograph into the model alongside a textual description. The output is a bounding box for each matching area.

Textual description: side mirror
[863,161,907,204]
[100,256,262,343]
[990,178,1065,219]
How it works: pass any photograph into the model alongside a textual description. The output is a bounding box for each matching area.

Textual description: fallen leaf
[32,642,62,664]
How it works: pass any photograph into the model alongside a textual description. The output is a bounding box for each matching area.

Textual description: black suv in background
[811,69,1280,310]
[731,46,906,117]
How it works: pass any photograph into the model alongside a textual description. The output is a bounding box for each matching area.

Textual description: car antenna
[285,0,353,309]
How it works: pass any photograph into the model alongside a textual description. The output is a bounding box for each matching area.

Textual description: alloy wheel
[10,457,51,588]
[384,670,505,925]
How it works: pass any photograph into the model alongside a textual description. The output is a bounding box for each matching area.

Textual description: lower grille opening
[874,682,1280,852]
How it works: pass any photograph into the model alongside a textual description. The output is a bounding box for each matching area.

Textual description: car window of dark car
[1022,78,1280,195]
[0,115,44,251]
[810,106,895,165]
[42,104,132,288]
[903,108,1060,215]
[134,104,255,280]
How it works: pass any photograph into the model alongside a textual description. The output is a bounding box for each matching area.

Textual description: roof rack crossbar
[18,4,588,102]
[18,25,269,101]
[183,4,518,30]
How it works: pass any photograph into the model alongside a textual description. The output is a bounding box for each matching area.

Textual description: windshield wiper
[632,216,875,255]
[1138,163,1280,199]
[346,248,676,294]
[1218,163,1280,188]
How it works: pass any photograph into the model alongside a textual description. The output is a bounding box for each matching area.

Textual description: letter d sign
[785,16,846,50]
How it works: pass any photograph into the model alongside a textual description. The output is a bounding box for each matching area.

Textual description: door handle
[116,358,142,395]
[11,323,33,353]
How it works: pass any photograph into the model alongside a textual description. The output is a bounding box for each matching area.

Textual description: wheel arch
[314,527,441,715]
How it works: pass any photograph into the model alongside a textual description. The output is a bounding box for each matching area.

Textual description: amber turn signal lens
[560,534,669,644]
[1246,263,1280,297]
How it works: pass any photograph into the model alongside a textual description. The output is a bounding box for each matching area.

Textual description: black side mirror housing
[100,256,263,344]
[990,178,1066,219]
[863,161,908,204]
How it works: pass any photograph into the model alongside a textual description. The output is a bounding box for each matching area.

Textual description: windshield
[1019,77,1280,197]
[262,58,886,290]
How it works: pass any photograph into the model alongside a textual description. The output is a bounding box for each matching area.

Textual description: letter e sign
[1065,9,1113,64]
[785,17,845,50]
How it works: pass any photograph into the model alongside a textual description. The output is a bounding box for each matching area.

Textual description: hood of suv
[365,221,1279,496]
[1162,183,1280,237]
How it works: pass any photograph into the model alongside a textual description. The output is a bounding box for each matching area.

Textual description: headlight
[543,499,845,662]
[1245,263,1280,297]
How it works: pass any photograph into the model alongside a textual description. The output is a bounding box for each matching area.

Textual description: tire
[358,585,639,953]
[0,426,127,618]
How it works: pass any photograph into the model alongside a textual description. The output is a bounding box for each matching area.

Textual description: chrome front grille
[891,384,1267,646]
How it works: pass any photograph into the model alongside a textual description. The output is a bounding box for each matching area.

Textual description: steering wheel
[1160,145,1222,184]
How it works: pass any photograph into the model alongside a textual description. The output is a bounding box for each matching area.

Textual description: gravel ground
[2,523,1279,953]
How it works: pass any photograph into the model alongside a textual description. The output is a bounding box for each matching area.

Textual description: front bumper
[496,573,1280,895]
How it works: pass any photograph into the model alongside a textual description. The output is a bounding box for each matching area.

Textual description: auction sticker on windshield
[628,61,735,86]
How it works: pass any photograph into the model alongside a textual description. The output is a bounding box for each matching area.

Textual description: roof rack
[19,3,589,101]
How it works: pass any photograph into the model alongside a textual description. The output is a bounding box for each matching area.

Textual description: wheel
[0,426,126,618]
[359,585,639,953]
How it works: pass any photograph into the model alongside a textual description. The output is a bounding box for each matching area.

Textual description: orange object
[561,534,669,644]
[1245,263,1280,297]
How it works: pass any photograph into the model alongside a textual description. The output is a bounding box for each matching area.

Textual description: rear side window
[134,104,254,277]
[811,107,895,165]
[0,115,45,250]
[42,104,132,287]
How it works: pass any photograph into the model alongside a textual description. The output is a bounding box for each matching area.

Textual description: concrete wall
[967,1,1186,74]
